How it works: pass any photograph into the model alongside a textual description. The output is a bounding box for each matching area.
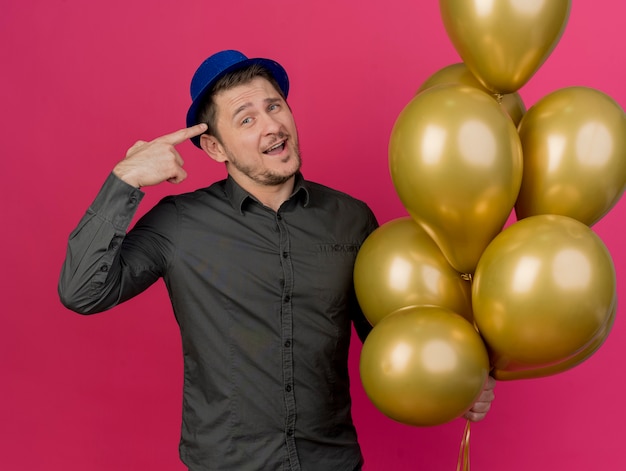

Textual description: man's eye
[242,117,252,125]
[268,104,279,111]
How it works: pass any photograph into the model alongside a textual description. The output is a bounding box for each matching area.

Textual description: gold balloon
[439,0,571,94]
[359,305,490,427]
[389,84,523,274]
[494,303,616,380]
[354,217,473,326]
[418,63,526,127]
[515,86,626,226]
[472,215,616,378]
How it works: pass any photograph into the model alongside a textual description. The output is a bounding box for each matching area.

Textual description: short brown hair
[197,64,286,143]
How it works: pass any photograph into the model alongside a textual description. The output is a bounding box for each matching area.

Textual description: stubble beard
[225,141,302,187]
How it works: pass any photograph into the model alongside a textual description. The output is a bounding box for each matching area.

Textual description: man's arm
[58,173,148,313]
[58,124,207,314]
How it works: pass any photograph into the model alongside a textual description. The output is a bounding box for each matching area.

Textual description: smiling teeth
[266,142,284,152]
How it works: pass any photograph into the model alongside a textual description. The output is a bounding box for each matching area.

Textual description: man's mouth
[263,140,287,155]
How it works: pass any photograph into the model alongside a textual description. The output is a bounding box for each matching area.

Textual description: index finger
[157,123,208,146]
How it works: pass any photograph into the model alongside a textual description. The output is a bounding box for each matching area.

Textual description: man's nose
[260,113,282,134]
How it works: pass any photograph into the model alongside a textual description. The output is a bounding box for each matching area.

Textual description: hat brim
[187,57,289,148]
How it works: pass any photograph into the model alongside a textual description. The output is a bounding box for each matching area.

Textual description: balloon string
[494,93,503,104]
[456,420,471,471]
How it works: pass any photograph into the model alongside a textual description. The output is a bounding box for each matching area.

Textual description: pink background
[2,1,625,469]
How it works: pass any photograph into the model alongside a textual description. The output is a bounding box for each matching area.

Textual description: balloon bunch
[356,0,626,429]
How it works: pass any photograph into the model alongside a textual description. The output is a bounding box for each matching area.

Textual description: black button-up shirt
[59,172,378,471]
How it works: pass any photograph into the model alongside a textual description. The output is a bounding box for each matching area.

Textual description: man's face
[211,76,301,187]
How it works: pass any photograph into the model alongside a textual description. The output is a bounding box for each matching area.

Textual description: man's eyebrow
[232,97,283,120]
[232,102,253,120]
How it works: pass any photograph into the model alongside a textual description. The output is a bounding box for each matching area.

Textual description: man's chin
[263,171,297,186]
[267,160,300,185]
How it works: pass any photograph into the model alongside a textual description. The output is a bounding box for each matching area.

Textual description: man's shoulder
[158,179,228,205]
[301,179,378,231]
[303,180,369,207]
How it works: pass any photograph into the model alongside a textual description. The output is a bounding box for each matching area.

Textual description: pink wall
[2,0,624,469]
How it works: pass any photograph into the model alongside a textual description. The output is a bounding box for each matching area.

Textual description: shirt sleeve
[58,172,172,314]
[351,204,379,343]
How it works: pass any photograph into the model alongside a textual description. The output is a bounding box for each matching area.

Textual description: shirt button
[129,195,138,204]
[284,295,291,303]
[284,340,291,348]
[285,384,292,392]
[100,264,109,272]
[277,214,282,220]
[287,429,294,436]
[282,251,288,258]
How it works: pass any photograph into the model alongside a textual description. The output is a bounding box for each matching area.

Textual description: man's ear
[200,134,227,163]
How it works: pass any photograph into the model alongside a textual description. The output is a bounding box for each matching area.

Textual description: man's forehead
[215,77,282,115]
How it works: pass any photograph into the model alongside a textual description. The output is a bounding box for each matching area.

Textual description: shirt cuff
[89,172,145,231]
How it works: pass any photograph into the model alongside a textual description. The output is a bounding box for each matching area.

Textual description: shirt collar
[224,172,310,214]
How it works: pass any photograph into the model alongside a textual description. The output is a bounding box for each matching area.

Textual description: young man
[59,50,494,471]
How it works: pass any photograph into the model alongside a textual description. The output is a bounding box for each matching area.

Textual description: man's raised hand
[113,123,208,188]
